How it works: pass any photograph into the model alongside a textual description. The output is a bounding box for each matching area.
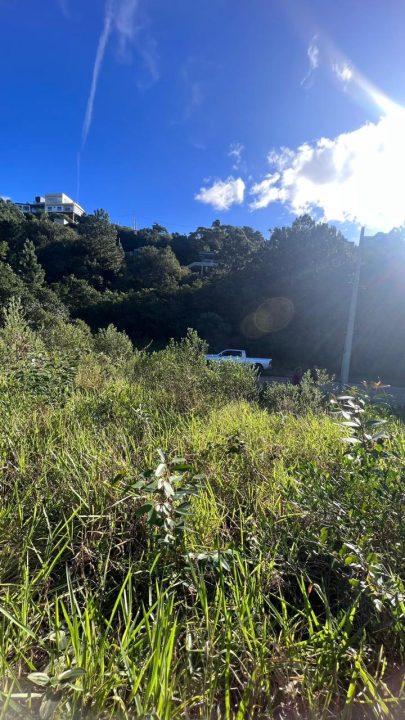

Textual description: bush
[130,328,258,413]
[0,299,75,402]
[94,323,134,363]
[259,369,329,414]
[40,317,94,361]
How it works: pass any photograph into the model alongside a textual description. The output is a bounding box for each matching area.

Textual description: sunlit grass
[0,319,404,718]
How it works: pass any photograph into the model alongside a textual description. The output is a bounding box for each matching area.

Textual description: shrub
[259,369,329,414]
[131,328,258,414]
[40,317,94,361]
[94,323,134,363]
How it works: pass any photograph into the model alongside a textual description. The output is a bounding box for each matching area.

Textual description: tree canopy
[1,200,404,381]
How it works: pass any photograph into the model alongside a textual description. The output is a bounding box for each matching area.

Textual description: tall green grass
[0,307,403,718]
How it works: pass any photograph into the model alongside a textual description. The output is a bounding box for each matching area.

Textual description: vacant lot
[0,311,404,719]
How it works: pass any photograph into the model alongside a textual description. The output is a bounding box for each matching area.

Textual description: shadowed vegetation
[2,199,405,381]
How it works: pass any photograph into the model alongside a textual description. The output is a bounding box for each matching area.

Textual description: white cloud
[250,174,285,210]
[250,111,405,231]
[196,177,245,211]
[228,142,244,170]
[308,41,319,71]
[267,146,295,169]
[301,36,319,87]
[333,62,353,84]
[114,0,139,54]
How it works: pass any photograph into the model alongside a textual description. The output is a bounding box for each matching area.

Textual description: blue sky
[2,0,405,237]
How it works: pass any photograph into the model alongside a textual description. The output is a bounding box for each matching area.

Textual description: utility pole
[340,226,365,387]
[133,214,137,232]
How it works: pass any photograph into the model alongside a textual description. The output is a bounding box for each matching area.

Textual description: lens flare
[255,297,295,333]
[241,297,295,339]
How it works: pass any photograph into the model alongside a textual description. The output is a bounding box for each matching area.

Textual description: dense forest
[1,198,405,380]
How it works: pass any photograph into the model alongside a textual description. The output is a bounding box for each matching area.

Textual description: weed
[0,313,403,718]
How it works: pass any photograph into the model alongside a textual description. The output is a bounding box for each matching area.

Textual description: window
[221,350,242,357]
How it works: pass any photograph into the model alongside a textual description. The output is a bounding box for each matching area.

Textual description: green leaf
[111,470,128,485]
[161,533,175,544]
[172,462,192,472]
[346,679,357,704]
[48,630,68,651]
[176,502,191,514]
[319,527,328,543]
[27,672,51,687]
[172,490,191,499]
[163,480,174,497]
[40,694,61,720]
[345,554,358,565]
[0,604,36,638]
[57,667,85,683]
[371,432,389,442]
[148,509,164,527]
[373,598,383,612]
[144,481,158,493]
[135,503,154,516]
[142,469,154,478]
[131,480,146,490]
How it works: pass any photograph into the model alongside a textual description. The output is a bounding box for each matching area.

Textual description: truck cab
[205,349,272,373]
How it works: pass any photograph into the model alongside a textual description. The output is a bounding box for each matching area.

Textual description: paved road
[261,375,405,407]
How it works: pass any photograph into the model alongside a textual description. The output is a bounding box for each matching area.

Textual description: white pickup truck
[205,349,272,373]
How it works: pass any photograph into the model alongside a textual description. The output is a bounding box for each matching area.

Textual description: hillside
[2,200,405,381]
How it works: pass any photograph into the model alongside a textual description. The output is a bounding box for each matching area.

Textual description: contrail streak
[81,0,114,150]
[77,0,143,200]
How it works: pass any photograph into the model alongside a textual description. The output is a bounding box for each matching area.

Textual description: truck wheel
[254,363,263,375]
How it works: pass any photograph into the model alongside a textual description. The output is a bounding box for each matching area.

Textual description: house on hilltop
[14,193,85,226]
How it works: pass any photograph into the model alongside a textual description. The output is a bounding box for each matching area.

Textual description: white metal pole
[340,226,365,387]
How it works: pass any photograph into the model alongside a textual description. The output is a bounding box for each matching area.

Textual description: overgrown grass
[0,305,404,719]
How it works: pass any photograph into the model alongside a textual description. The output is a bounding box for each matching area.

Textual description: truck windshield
[221,350,242,357]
